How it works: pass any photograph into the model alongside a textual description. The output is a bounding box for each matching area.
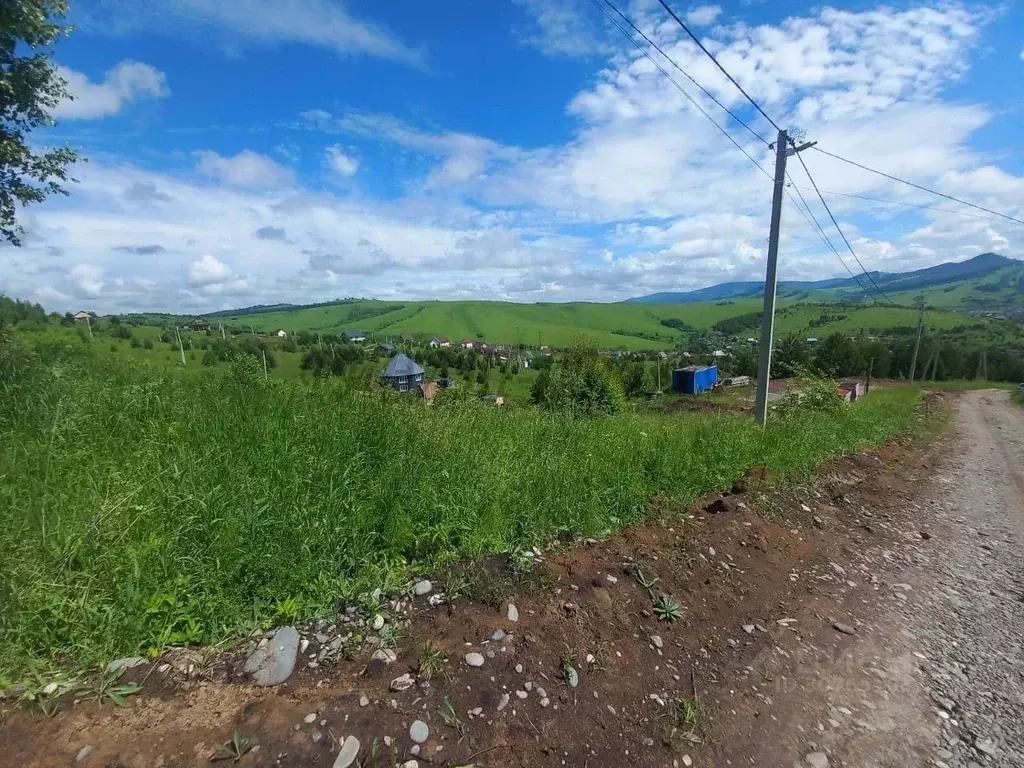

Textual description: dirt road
[3,390,1022,768]
[708,390,1024,767]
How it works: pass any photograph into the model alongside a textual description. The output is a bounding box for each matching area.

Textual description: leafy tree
[531,338,625,416]
[773,335,807,378]
[1,0,80,245]
[476,368,487,387]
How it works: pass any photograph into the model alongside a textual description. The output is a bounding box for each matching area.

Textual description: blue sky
[3,0,1023,312]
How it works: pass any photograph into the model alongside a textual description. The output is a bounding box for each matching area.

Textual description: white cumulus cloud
[195,150,295,188]
[686,5,722,26]
[324,146,360,177]
[54,60,168,120]
[188,255,233,286]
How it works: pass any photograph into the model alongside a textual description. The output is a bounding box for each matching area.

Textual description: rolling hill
[629,253,1024,311]
[215,298,1008,351]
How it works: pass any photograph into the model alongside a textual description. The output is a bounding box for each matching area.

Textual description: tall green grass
[0,337,921,679]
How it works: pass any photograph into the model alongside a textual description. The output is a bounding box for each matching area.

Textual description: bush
[531,339,625,416]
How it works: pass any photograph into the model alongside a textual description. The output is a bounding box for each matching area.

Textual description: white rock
[566,666,579,688]
[372,614,385,631]
[41,682,59,696]
[805,752,829,768]
[742,624,755,634]
[465,652,485,667]
[333,736,360,768]
[390,674,415,692]
[75,746,95,763]
[409,720,429,744]
[359,695,369,707]
[605,574,618,584]
[516,690,528,699]
[413,580,432,596]
[371,648,397,664]
[506,603,519,622]
[497,693,510,711]
[682,756,693,767]
[303,713,317,724]
[515,663,523,674]
[540,698,550,708]
[651,635,664,649]
[401,762,419,768]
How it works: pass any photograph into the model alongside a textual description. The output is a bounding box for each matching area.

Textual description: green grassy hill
[215,298,1002,350]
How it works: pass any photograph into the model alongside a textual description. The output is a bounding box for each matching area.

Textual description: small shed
[276,329,288,337]
[379,343,395,354]
[187,316,210,332]
[672,365,718,395]
[71,310,94,323]
[381,352,425,392]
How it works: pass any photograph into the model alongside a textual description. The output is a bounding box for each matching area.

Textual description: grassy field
[213,298,998,350]
[0,332,924,680]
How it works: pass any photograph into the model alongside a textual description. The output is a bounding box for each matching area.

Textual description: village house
[71,310,95,323]
[187,316,210,332]
[429,336,450,348]
[345,330,367,343]
[380,352,425,393]
[459,338,475,350]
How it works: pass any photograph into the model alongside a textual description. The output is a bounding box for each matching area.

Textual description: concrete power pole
[908,308,924,382]
[754,131,814,426]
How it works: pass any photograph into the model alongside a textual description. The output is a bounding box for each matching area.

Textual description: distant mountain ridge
[628,253,1021,308]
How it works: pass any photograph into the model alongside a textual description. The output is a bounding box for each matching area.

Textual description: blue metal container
[672,365,718,394]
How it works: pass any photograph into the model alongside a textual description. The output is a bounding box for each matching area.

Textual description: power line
[784,181,874,300]
[791,186,1017,225]
[653,0,782,134]
[586,0,772,179]
[597,0,768,146]
[790,146,898,307]
[811,147,1024,228]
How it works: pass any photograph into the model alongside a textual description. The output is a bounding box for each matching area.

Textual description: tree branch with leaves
[1,0,78,246]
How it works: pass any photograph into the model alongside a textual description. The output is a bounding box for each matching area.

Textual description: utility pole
[755,130,814,426]
[261,349,268,378]
[85,314,93,339]
[866,357,873,393]
[908,307,924,382]
[220,322,226,340]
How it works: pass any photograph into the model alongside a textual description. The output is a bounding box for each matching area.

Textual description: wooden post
[866,357,873,393]
[175,328,186,366]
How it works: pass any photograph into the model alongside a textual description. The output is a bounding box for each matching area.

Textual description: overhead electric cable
[811,147,1024,227]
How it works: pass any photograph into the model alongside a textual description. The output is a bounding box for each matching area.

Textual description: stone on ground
[506,603,519,622]
[465,652,485,667]
[832,621,856,635]
[105,657,147,675]
[413,580,432,596]
[805,752,829,768]
[76,745,95,763]
[409,720,429,743]
[333,736,360,768]
[243,626,299,686]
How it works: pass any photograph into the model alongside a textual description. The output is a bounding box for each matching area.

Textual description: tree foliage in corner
[1,0,78,245]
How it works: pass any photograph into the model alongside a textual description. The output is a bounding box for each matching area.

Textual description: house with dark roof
[187,316,210,332]
[381,352,426,393]
[379,343,396,354]
[345,330,367,342]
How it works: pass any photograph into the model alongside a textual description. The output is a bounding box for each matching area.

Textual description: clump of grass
[0,337,922,679]
[439,696,467,740]
[417,643,446,680]
[664,696,706,745]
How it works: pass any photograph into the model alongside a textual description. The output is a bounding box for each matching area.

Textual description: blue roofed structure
[381,352,426,393]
